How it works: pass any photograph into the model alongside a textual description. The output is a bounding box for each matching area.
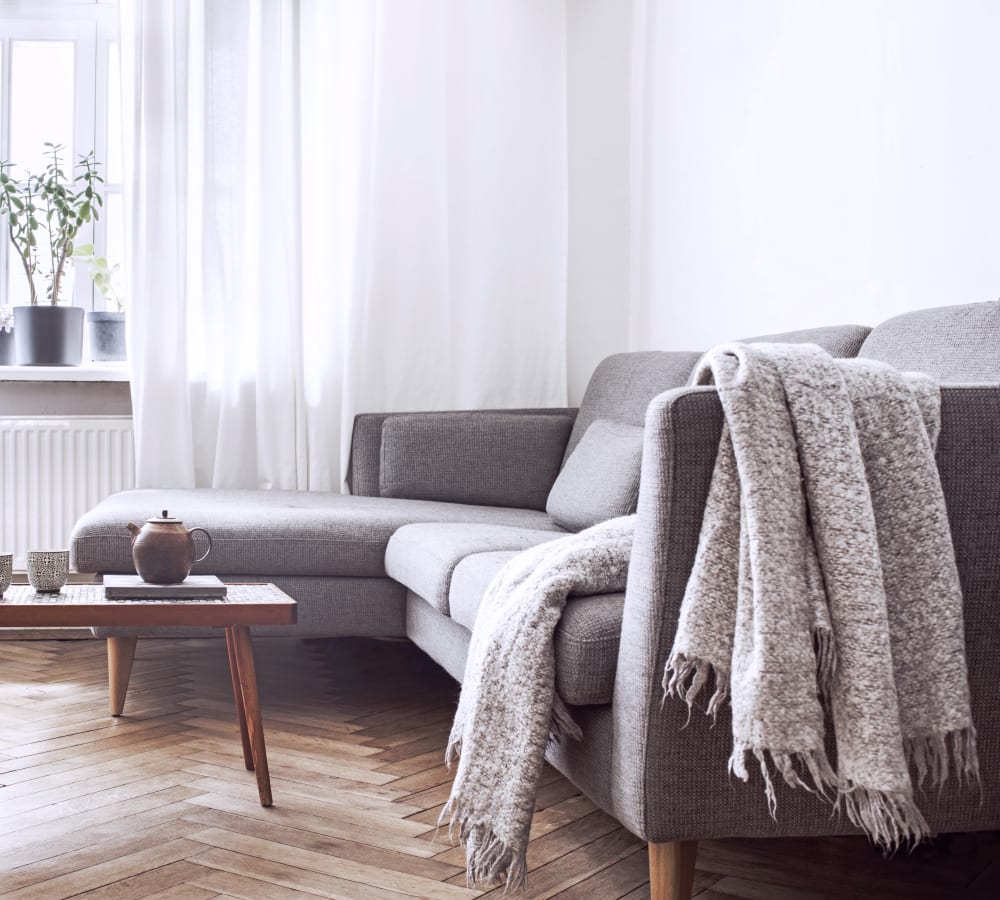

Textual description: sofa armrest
[610,383,1000,843]
[610,386,730,841]
[348,413,394,497]
[347,408,578,502]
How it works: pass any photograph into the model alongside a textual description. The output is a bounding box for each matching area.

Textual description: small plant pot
[14,305,85,366]
[0,329,14,365]
[87,311,126,362]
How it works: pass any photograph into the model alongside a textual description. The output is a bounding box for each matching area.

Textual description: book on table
[103,574,228,600]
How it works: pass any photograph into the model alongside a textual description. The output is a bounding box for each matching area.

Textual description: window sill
[0,363,130,383]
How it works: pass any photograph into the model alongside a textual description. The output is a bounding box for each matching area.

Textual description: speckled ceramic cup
[0,553,12,597]
[27,550,69,593]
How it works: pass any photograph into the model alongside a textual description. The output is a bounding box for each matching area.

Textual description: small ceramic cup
[0,553,12,597]
[27,550,70,593]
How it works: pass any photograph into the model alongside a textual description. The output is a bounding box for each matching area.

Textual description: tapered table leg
[229,625,272,807]
[225,627,255,771]
[107,636,138,717]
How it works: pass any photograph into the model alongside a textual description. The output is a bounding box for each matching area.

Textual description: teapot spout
[127,522,141,541]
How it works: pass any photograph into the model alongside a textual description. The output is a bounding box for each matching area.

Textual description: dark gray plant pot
[0,329,14,365]
[87,311,127,362]
[13,305,85,366]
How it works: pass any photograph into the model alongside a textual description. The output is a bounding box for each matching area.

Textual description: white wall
[568,1,1000,366]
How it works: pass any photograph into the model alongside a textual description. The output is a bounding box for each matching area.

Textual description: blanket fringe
[905,727,980,791]
[551,695,583,744]
[837,782,930,852]
[663,653,729,722]
[729,744,839,817]
[730,744,929,851]
[439,796,527,891]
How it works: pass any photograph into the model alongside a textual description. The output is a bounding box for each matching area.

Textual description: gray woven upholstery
[349,408,578,498]
[740,323,870,357]
[546,420,644,531]
[406,590,471,683]
[379,412,573,510]
[565,351,702,461]
[859,301,1000,381]
[348,413,390,497]
[384,523,562,615]
[448,550,517,630]
[71,489,560,578]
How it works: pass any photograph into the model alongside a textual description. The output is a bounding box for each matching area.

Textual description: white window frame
[0,0,119,313]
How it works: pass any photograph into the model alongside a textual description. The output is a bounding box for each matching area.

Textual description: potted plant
[73,244,125,361]
[0,143,103,365]
[0,306,13,365]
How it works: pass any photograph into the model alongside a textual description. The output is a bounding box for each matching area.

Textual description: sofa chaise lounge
[71,300,1000,899]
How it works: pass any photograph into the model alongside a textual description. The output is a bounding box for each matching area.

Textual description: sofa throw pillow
[546,419,644,532]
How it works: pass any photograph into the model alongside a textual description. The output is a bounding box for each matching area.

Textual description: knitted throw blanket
[665,342,979,848]
[443,516,635,889]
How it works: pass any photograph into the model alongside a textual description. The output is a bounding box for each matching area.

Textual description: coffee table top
[0,582,297,628]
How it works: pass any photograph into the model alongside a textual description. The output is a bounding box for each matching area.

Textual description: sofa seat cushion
[71,489,564,578]
[384,523,563,616]
[449,550,624,706]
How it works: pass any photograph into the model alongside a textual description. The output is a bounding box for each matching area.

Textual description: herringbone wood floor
[0,637,997,899]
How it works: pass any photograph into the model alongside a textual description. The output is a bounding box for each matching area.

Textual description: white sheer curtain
[120,0,568,491]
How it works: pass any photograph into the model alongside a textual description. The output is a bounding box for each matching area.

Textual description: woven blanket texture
[665,342,979,849]
[443,515,634,889]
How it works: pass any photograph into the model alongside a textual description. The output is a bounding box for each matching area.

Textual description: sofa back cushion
[547,420,644,531]
[740,323,871,357]
[567,327,868,465]
[859,301,1000,382]
[379,412,572,510]
[567,351,702,461]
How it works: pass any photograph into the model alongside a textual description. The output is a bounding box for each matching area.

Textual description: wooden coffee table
[0,582,297,807]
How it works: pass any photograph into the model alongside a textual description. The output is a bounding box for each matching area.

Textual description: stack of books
[103,574,228,600]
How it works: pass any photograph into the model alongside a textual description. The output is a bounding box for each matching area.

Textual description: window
[0,0,121,312]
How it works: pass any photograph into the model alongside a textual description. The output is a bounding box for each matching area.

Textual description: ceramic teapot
[127,510,212,584]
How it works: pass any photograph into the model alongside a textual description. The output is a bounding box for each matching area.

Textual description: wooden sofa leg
[107,636,138,716]
[649,840,698,900]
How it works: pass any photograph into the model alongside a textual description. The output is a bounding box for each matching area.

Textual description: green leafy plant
[72,244,124,312]
[0,143,104,305]
[0,161,41,304]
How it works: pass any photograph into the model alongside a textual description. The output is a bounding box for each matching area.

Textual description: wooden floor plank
[179,806,466,881]
[188,864,348,900]
[0,637,995,900]
[66,860,221,900]
[189,827,480,899]
[190,846,419,899]
[3,837,204,899]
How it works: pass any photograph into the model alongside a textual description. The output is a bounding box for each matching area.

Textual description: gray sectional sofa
[71,300,1000,899]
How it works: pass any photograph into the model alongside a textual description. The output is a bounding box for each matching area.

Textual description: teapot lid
[147,509,182,524]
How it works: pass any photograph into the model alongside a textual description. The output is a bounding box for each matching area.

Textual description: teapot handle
[190,527,213,565]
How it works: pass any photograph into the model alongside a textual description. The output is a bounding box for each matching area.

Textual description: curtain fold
[121,0,568,491]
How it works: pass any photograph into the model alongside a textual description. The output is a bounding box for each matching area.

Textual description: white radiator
[0,417,135,570]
